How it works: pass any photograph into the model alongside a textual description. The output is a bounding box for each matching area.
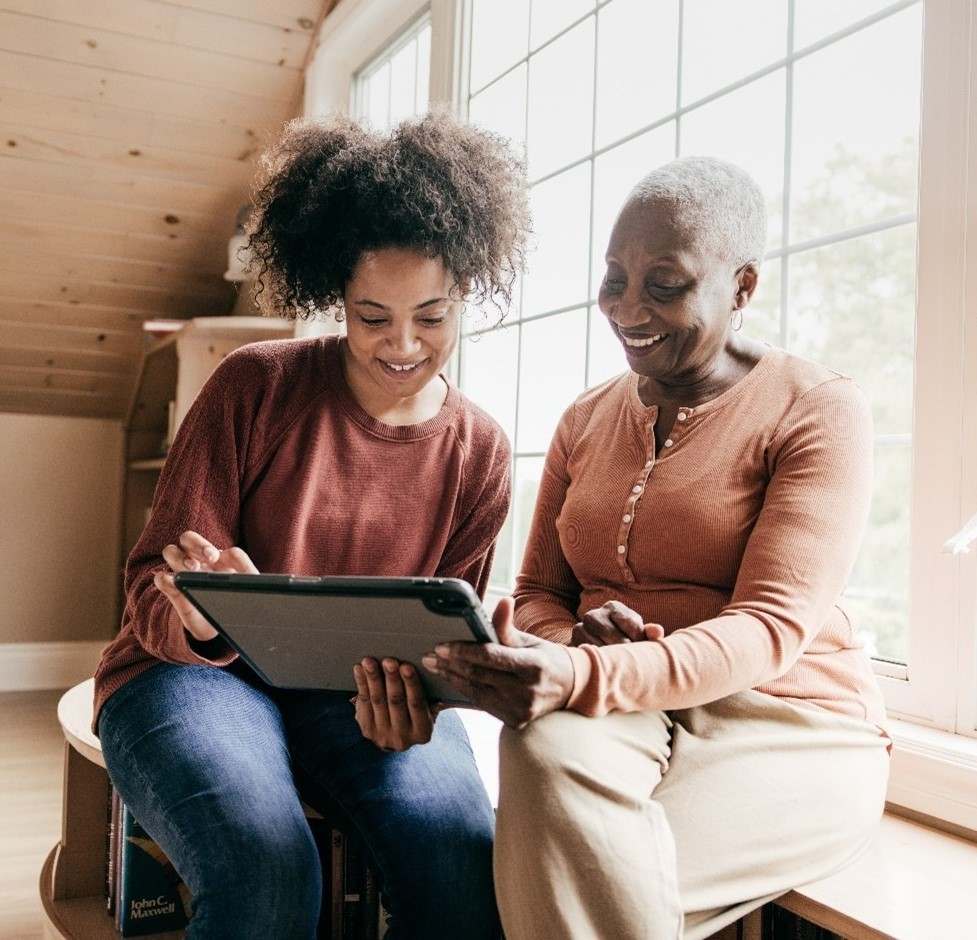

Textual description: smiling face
[341,247,462,423]
[598,198,758,400]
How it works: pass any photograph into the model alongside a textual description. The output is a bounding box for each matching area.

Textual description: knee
[500,710,583,779]
[190,813,321,935]
[232,811,320,888]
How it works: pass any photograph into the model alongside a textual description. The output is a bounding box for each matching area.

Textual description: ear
[735,262,760,308]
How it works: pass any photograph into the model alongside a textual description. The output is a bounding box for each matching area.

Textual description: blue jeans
[98,662,501,939]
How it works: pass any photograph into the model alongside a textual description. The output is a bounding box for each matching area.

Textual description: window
[303,0,457,119]
[304,0,977,831]
[460,0,922,661]
[456,0,977,828]
[351,14,431,129]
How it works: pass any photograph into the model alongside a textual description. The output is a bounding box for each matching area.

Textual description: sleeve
[120,350,268,665]
[434,421,513,599]
[562,378,875,716]
[512,405,584,642]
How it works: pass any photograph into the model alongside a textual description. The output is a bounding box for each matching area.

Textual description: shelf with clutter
[43,680,492,938]
[118,316,295,603]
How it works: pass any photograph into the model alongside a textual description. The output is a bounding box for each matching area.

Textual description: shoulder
[748,347,870,416]
[557,372,631,439]
[204,334,337,405]
[216,334,331,381]
[755,349,873,450]
[450,389,512,463]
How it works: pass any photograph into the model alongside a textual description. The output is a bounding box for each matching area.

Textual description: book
[343,834,367,939]
[114,801,192,936]
[330,827,346,939]
[105,786,121,917]
[306,814,340,939]
[765,903,844,939]
[361,857,380,940]
[317,823,386,940]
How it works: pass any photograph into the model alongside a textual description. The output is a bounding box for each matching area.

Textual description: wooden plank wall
[0,0,338,419]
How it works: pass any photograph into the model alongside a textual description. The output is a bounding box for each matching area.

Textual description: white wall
[0,413,123,688]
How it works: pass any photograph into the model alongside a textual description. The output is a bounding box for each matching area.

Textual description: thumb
[643,623,665,641]
[491,595,524,648]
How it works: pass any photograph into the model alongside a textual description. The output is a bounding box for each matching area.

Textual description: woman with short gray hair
[425,156,889,939]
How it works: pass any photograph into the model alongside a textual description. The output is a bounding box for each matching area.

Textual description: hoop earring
[731,307,744,332]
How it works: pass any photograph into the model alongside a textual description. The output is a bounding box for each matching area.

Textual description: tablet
[172,572,497,703]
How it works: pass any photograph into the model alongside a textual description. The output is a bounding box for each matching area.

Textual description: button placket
[617,429,655,578]
[660,408,693,452]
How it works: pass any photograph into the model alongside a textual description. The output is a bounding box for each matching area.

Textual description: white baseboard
[0,641,106,691]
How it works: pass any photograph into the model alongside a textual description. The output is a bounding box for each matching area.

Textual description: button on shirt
[613,407,694,580]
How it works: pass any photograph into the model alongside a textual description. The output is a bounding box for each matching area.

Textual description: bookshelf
[40,680,383,939]
[40,681,183,940]
[118,317,294,616]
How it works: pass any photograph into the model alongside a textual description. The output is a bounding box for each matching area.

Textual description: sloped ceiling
[0,0,339,420]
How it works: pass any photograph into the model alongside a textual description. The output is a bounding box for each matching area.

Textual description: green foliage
[786,140,918,661]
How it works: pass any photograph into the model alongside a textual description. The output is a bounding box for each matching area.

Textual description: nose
[604,288,647,329]
[386,322,422,356]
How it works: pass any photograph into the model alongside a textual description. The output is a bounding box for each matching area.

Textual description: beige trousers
[494,691,889,940]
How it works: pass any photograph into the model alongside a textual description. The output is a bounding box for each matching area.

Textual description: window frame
[303,0,459,117]
[349,10,432,128]
[891,0,977,737]
[304,0,977,833]
[878,0,977,831]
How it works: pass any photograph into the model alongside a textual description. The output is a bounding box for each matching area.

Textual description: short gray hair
[627,156,767,265]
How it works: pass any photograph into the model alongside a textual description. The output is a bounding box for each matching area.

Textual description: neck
[368,379,449,426]
[637,334,765,408]
[340,341,448,426]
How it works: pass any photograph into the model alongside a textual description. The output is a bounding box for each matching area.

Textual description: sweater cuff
[187,633,235,662]
[564,645,606,717]
[161,606,237,666]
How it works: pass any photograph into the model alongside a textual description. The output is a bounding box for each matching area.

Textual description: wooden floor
[0,689,66,940]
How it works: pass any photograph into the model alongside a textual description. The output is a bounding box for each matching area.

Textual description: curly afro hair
[246,109,532,321]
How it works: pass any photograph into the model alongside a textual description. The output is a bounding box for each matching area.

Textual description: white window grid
[351,11,432,130]
[457,0,922,674]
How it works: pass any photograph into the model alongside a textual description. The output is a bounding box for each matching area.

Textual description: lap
[277,689,496,850]
[99,664,493,833]
[660,693,889,935]
[500,691,889,933]
[99,663,500,938]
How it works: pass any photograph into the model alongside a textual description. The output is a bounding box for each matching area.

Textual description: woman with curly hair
[93,110,530,939]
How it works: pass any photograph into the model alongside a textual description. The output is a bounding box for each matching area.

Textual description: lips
[620,331,666,349]
[380,359,423,373]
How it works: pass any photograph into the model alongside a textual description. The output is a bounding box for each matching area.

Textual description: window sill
[886,718,977,836]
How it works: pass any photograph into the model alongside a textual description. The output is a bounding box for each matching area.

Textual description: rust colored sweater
[514,347,887,729]
[94,335,512,728]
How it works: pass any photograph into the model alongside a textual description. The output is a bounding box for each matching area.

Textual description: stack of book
[762,904,844,939]
[106,786,386,938]
[106,789,192,936]
[309,817,387,939]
